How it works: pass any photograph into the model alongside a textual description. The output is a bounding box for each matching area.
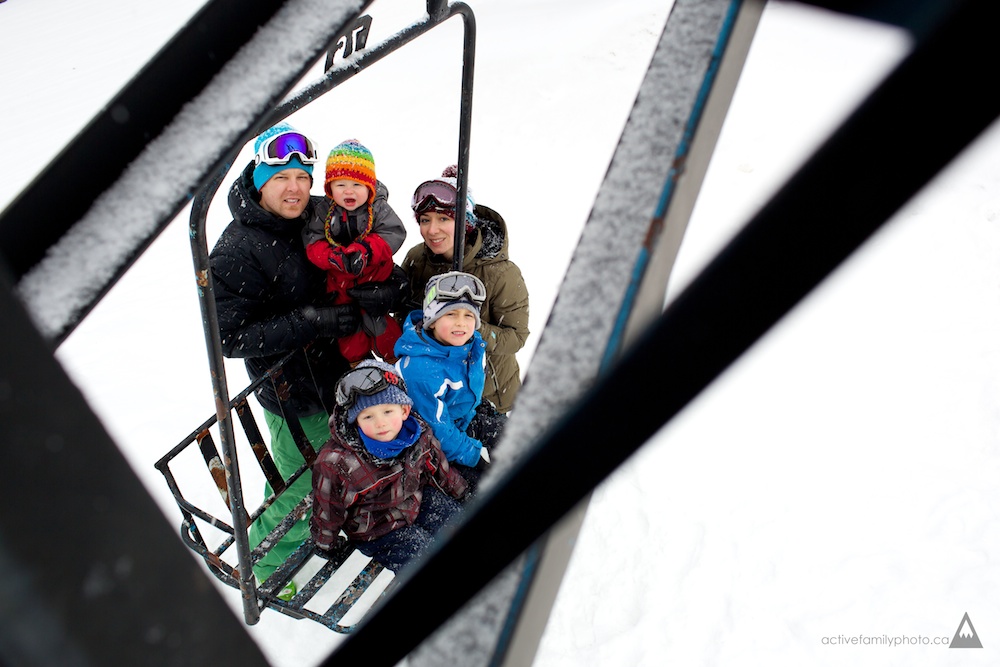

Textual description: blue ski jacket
[394,310,487,467]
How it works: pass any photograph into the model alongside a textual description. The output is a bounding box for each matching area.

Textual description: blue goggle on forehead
[254,132,319,167]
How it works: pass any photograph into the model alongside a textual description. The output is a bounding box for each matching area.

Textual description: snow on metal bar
[367,1,748,665]
[364,1,1000,664]
[15,0,367,342]
[335,0,1000,662]
[494,0,743,478]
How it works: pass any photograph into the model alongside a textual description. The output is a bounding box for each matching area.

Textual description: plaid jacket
[310,407,467,550]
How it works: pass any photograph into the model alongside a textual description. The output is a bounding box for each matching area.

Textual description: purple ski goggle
[253,132,319,167]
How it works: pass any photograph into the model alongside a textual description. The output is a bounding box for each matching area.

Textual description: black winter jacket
[209,161,351,415]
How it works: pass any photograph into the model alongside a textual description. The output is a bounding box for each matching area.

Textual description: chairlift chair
[154,1,477,630]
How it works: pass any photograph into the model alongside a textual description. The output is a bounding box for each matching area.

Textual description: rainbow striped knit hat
[325,139,377,204]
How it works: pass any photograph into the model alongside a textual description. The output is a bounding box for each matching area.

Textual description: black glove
[343,250,365,276]
[347,266,409,318]
[301,304,360,338]
[467,401,507,448]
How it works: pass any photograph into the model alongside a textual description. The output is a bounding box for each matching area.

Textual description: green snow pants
[248,409,331,583]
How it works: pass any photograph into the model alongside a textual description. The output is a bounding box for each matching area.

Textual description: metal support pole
[189,166,260,624]
[452,7,476,270]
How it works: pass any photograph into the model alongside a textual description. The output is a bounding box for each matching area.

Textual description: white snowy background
[2,0,998,666]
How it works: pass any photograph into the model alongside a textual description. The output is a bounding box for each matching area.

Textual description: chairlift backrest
[156,2,477,630]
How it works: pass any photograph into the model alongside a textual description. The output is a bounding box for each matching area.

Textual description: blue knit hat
[346,360,413,424]
[252,122,315,191]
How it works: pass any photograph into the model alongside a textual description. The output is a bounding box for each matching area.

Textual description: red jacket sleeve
[306,238,341,272]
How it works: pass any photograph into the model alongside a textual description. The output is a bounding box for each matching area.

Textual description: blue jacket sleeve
[401,361,483,467]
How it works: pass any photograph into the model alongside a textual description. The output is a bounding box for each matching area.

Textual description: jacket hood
[467,204,508,264]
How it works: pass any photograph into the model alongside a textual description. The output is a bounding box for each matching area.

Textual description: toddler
[303,139,406,363]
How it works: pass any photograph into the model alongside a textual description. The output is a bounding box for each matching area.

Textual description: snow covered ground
[2,0,998,665]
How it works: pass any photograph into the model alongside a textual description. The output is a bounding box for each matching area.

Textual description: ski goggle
[253,132,319,167]
[335,365,407,409]
[411,180,458,214]
[424,271,487,309]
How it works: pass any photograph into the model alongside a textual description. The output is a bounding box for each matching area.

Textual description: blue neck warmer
[359,415,421,459]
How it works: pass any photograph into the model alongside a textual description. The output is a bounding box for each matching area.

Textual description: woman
[399,166,529,415]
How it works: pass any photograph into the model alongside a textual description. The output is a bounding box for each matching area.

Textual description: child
[310,359,467,573]
[394,271,495,488]
[303,139,407,363]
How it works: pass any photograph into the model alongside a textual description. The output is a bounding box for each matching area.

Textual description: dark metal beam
[0,0,371,346]
[790,0,956,37]
[0,0,287,278]
[0,264,267,666]
[325,0,1000,663]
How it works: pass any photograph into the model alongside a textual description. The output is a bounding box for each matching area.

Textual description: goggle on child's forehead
[335,366,406,409]
[424,272,487,310]
[253,132,319,167]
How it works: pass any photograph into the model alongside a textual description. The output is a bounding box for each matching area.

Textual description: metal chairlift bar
[0,266,270,666]
[0,0,296,279]
[152,348,294,466]
[235,400,286,491]
[3,0,379,348]
[488,1,765,663]
[791,0,957,37]
[452,6,476,270]
[326,0,1000,663]
[187,4,478,627]
[195,430,233,506]
[260,3,477,268]
[282,400,321,467]
[187,168,261,622]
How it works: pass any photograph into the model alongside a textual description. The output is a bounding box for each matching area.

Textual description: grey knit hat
[344,360,412,423]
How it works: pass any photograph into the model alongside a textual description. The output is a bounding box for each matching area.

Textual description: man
[210,122,362,592]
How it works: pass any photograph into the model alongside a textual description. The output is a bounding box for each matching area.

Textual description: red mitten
[306,240,351,276]
[351,235,394,283]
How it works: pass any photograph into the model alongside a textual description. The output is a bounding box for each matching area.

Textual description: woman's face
[418,211,456,260]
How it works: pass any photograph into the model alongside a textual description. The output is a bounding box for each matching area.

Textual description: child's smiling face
[428,307,478,346]
[328,179,370,211]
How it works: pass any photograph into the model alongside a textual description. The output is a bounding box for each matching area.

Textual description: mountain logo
[949,612,983,649]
